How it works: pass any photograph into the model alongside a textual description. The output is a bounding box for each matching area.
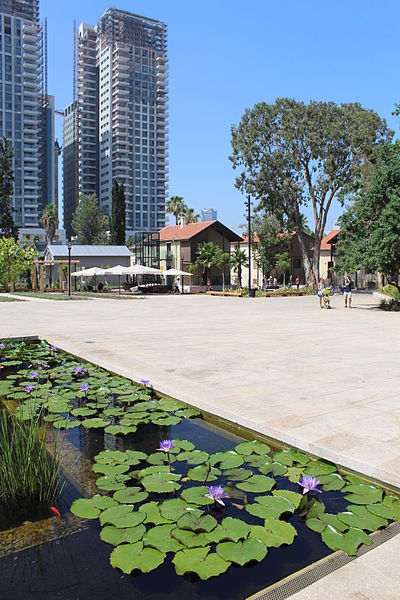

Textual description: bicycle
[329,284,343,296]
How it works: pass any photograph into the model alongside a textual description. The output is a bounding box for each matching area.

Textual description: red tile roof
[159,220,241,242]
[321,229,341,250]
[159,221,217,241]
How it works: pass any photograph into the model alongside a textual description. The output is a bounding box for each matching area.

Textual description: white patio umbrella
[163,269,193,295]
[71,267,106,277]
[124,264,163,275]
[104,265,128,294]
[163,269,193,277]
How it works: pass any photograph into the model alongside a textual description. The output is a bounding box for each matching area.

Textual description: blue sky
[41,0,399,233]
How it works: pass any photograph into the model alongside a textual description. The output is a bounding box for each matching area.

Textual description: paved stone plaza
[1,292,400,598]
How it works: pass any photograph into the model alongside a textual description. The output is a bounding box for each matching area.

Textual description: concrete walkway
[1,291,400,599]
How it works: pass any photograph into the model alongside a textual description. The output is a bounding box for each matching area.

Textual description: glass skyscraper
[64,8,169,239]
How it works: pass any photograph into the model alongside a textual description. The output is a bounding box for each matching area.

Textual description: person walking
[174,277,180,294]
[343,275,352,308]
[296,275,300,289]
[317,279,325,308]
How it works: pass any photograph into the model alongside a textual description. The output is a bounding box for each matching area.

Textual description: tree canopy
[230,98,391,285]
[0,137,16,238]
[166,196,186,224]
[336,141,400,290]
[71,193,109,245]
[111,181,126,245]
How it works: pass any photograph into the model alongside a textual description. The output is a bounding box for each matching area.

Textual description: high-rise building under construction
[64,8,168,239]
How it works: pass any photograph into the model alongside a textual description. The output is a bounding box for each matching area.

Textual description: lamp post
[67,241,72,297]
[246,194,253,296]
[181,257,184,295]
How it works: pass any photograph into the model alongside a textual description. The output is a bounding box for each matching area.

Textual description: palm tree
[182,206,200,224]
[41,204,59,244]
[195,242,217,286]
[212,246,231,293]
[230,247,248,288]
[166,196,186,224]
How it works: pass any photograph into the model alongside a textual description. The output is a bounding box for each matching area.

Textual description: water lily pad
[237,475,275,493]
[205,517,251,543]
[250,495,296,519]
[273,449,310,466]
[285,467,303,483]
[104,425,137,435]
[187,465,221,482]
[92,463,130,476]
[216,538,267,566]
[250,519,297,548]
[272,489,303,509]
[223,468,253,482]
[180,486,215,506]
[307,513,348,534]
[71,407,97,417]
[235,440,271,456]
[158,499,192,521]
[342,483,383,505]
[321,525,372,555]
[70,495,118,519]
[100,505,146,529]
[245,455,272,469]
[81,417,110,429]
[146,452,176,466]
[151,415,181,426]
[171,528,210,548]
[100,524,146,546]
[137,465,171,478]
[175,450,209,464]
[95,475,130,491]
[102,407,124,417]
[110,542,166,574]
[369,496,400,521]
[318,473,346,491]
[138,501,172,525]
[169,439,196,453]
[142,524,183,553]
[113,487,149,504]
[95,449,145,465]
[141,471,181,493]
[210,451,244,470]
[304,461,337,476]
[337,505,387,532]
[177,512,217,533]
[175,408,201,418]
[271,462,288,476]
[173,547,230,580]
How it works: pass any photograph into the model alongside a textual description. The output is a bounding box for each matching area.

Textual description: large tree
[0,137,17,238]
[41,203,59,244]
[252,212,290,278]
[230,247,248,288]
[336,141,400,291]
[195,241,217,285]
[111,180,126,245]
[230,98,390,285]
[71,193,109,245]
[166,196,186,224]
[212,246,231,292]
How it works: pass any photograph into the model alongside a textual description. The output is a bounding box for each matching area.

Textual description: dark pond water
[0,417,347,600]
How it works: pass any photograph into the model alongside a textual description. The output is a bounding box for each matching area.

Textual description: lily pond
[0,339,400,600]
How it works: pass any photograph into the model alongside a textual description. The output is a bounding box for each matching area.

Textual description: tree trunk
[222,270,225,293]
[296,232,315,287]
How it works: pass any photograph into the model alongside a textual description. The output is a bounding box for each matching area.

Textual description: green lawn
[10,291,82,301]
[0,295,22,302]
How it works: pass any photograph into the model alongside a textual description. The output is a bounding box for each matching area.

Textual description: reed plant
[0,409,66,520]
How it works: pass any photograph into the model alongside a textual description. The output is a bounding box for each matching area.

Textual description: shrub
[380,299,400,312]
[0,410,66,522]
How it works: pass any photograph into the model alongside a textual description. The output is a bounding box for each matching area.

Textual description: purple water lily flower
[0,343,5,350]
[206,485,227,506]
[298,475,322,495]
[74,366,84,375]
[50,345,57,352]
[80,384,90,392]
[24,385,34,393]
[140,378,151,387]
[29,371,38,379]
[158,439,174,453]
[0,357,5,362]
